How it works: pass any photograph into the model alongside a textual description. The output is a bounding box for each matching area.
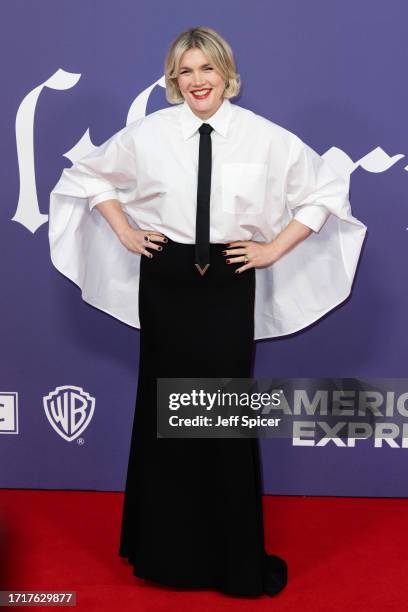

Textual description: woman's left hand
[223,240,277,273]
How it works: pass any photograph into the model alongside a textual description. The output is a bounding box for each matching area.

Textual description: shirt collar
[179,97,232,140]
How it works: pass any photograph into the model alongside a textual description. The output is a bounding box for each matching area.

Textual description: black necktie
[195,123,214,275]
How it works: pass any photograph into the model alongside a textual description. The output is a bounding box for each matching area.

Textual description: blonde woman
[49,26,366,597]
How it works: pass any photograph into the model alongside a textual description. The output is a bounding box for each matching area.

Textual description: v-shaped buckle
[195,263,210,276]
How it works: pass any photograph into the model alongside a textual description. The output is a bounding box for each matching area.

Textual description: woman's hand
[224,222,314,273]
[223,240,277,273]
[118,226,168,257]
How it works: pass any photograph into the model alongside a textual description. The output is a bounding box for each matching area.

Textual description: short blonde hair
[164,26,241,104]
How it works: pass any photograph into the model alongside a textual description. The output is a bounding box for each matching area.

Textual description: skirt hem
[118,549,288,598]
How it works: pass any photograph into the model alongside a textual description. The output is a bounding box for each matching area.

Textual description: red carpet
[0,490,405,611]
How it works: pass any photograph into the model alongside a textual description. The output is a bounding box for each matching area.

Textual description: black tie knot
[199,123,213,135]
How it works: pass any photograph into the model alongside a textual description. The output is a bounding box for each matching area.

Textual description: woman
[49,26,366,597]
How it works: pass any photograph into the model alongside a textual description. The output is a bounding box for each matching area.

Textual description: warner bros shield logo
[43,385,95,442]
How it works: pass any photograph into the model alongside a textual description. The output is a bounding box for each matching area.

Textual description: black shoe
[263,553,288,596]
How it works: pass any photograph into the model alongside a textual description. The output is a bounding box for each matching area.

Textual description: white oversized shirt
[48,98,367,339]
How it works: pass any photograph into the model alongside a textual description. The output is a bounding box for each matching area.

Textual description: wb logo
[43,385,95,442]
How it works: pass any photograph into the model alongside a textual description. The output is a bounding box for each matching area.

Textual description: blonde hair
[164,26,241,104]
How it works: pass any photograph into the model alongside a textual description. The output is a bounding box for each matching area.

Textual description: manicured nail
[222,250,227,255]
[235,269,241,273]
[226,259,231,264]
[163,238,168,242]
[158,246,163,251]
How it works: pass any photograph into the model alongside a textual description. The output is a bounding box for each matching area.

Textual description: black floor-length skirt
[118,240,287,597]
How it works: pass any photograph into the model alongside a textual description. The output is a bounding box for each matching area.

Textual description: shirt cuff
[293,205,331,232]
[89,190,118,211]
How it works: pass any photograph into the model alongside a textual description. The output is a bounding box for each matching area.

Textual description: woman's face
[176,47,225,120]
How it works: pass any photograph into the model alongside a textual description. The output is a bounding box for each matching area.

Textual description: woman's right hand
[118,226,168,257]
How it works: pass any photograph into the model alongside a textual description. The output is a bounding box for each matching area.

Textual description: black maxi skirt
[118,240,287,597]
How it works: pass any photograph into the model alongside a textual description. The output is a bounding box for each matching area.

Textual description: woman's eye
[179,67,213,75]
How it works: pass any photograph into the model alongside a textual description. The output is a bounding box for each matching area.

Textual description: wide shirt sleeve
[48,122,144,328]
[253,134,367,339]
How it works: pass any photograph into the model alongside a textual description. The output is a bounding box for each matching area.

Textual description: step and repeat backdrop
[1,0,408,495]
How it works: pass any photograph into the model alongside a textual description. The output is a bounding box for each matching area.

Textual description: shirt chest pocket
[221,162,268,215]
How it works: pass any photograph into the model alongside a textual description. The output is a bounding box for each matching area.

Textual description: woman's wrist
[264,220,314,265]
[116,222,133,243]
[265,240,280,264]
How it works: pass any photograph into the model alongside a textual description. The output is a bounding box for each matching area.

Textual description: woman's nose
[192,73,205,85]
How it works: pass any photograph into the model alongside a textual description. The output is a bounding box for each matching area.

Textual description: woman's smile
[190,88,212,100]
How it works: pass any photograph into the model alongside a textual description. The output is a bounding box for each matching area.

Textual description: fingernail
[235,269,241,274]
[158,246,163,251]
[144,236,149,241]
[222,250,227,255]
[163,238,168,243]
[149,253,153,258]
[226,259,231,264]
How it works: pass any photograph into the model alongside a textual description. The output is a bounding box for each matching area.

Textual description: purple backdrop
[1,0,407,495]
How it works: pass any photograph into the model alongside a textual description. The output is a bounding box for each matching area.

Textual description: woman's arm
[93,198,167,257]
[225,133,354,272]
[93,198,132,239]
[225,219,313,272]
[266,218,313,263]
